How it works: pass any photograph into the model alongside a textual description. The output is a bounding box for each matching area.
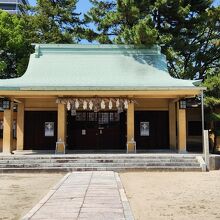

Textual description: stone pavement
[22,171,134,220]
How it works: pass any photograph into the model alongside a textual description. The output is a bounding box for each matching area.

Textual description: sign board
[45,122,54,137]
[140,122,149,136]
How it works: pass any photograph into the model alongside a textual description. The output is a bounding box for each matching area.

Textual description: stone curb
[115,172,135,220]
[196,156,207,172]
[21,172,71,220]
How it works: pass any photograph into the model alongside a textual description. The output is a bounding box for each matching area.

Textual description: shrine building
[0,44,205,154]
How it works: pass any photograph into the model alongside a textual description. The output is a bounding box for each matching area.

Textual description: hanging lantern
[179,99,187,109]
[116,99,120,108]
[67,101,71,111]
[101,100,105,109]
[83,100,88,110]
[124,100,128,109]
[89,100,93,110]
[0,99,11,110]
[75,99,80,109]
[109,100,113,110]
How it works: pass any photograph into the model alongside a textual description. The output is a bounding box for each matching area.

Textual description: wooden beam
[127,102,135,153]
[57,103,66,143]
[169,102,176,150]
[3,100,14,154]
[177,104,187,153]
[0,89,202,97]
[16,102,24,151]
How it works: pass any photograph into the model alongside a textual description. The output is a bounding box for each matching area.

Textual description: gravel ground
[120,171,220,220]
[0,173,64,220]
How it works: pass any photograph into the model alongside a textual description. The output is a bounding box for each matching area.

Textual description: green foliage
[206,112,220,122]
[0,11,32,78]
[0,0,82,78]
[85,0,158,45]
[25,0,81,43]
[0,61,6,72]
[0,0,219,80]
[203,71,220,149]
[85,0,220,80]
[203,72,220,108]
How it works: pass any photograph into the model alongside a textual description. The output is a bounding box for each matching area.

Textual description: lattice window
[98,113,109,124]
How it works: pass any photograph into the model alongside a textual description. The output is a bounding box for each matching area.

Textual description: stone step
[0,158,199,164]
[0,156,198,160]
[0,154,202,172]
[0,162,201,168]
[0,159,198,164]
[0,155,198,160]
[0,166,202,173]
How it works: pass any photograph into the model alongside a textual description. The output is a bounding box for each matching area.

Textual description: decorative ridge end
[192,79,202,86]
[34,44,40,58]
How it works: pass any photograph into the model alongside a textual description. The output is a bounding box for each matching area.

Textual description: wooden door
[24,111,57,150]
[135,111,169,149]
[67,111,126,150]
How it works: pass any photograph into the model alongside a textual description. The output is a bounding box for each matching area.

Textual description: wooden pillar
[17,102,24,151]
[57,103,66,143]
[3,101,14,154]
[169,101,176,150]
[127,102,135,153]
[177,104,187,153]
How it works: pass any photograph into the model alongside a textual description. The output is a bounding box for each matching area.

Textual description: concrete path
[22,172,134,220]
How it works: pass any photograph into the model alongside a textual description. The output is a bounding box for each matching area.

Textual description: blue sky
[29,0,92,14]
[29,0,220,12]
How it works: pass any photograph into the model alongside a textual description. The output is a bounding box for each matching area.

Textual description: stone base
[178,150,188,154]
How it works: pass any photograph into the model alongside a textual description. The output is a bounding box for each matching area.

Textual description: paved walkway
[22,172,134,220]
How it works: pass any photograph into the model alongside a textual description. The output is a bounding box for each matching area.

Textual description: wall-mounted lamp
[179,99,187,109]
[0,99,11,110]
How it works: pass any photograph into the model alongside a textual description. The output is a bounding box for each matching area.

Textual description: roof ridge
[32,44,162,57]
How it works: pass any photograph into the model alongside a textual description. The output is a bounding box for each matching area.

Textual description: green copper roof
[0,44,202,91]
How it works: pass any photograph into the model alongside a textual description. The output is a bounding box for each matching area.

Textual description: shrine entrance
[67,111,126,151]
[135,111,169,150]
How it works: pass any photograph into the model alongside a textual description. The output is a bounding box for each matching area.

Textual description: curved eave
[0,86,206,91]
[0,87,205,98]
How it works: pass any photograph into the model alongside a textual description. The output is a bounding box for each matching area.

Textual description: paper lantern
[75,99,80,109]
[67,101,71,110]
[124,100,128,109]
[83,101,88,110]
[109,100,113,109]
[101,100,105,109]
[89,101,93,110]
[116,99,120,108]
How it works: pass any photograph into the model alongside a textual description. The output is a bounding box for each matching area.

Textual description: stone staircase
[0,154,204,172]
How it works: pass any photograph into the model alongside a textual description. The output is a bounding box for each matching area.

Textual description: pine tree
[85,0,220,80]
[85,0,158,45]
[203,70,220,152]
[26,0,82,43]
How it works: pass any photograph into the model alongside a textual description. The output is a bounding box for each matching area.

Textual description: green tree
[203,71,220,152]
[85,0,220,80]
[85,0,158,44]
[25,0,81,43]
[0,11,32,78]
[0,0,82,78]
